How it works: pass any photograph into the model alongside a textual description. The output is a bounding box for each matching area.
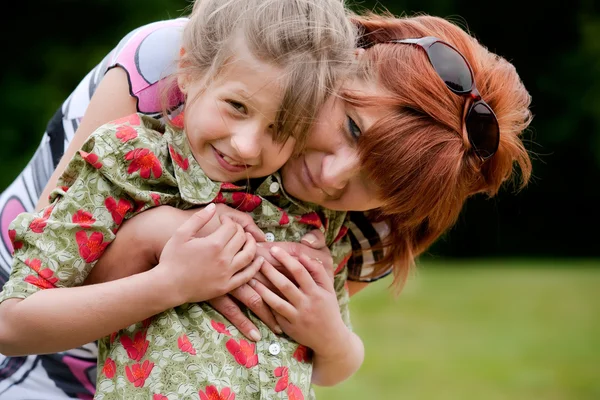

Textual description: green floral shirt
[0,113,352,400]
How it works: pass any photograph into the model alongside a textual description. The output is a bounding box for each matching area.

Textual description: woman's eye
[346,116,361,139]
[227,100,247,114]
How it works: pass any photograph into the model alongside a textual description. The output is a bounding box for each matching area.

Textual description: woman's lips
[212,146,247,173]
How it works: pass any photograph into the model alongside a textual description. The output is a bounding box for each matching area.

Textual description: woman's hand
[249,247,348,355]
[156,204,263,304]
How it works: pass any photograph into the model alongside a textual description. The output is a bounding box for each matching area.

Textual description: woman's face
[281,78,389,211]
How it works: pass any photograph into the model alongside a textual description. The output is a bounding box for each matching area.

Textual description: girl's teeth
[223,155,242,166]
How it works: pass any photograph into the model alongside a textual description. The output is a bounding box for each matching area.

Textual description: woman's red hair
[349,13,533,290]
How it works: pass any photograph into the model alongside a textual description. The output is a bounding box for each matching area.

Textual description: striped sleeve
[346,211,393,282]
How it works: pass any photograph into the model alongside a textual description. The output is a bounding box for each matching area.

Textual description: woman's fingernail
[301,233,317,245]
[274,325,283,335]
[249,329,261,342]
[249,279,257,287]
[271,246,280,254]
[205,203,215,211]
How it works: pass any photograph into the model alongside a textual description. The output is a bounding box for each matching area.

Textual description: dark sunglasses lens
[466,102,500,159]
[429,42,473,93]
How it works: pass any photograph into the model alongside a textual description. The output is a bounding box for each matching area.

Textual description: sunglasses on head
[386,36,500,161]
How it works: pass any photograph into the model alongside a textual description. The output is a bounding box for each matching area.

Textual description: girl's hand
[156,204,263,304]
[250,247,350,357]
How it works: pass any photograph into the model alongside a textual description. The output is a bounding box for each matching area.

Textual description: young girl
[0,0,363,398]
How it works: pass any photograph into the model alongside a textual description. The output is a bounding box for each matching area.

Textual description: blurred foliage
[0,0,597,258]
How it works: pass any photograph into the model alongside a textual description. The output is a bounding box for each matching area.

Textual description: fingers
[174,203,216,239]
[208,295,262,342]
[227,256,264,291]
[269,247,316,292]
[300,229,326,249]
[215,204,265,242]
[230,233,257,271]
[259,256,304,305]
[258,241,334,274]
[204,215,239,247]
[249,276,296,319]
[298,253,335,290]
[230,284,282,335]
[222,222,248,256]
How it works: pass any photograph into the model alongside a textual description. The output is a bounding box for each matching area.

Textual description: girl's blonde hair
[347,13,532,290]
[170,0,357,147]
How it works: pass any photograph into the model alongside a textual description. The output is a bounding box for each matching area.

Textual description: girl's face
[281,78,388,211]
[182,44,295,183]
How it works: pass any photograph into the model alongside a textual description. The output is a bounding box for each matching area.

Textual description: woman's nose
[320,152,360,191]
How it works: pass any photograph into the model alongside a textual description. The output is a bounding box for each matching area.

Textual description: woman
[0,12,531,400]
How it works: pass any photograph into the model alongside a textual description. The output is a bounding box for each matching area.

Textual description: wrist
[313,323,355,359]
[146,266,188,308]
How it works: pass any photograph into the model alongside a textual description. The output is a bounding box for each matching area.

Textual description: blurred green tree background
[0,0,598,259]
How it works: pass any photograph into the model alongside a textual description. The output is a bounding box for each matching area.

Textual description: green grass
[314,260,600,400]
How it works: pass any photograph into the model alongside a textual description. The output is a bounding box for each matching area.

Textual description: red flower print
[111,113,141,126]
[274,366,289,392]
[105,197,132,225]
[23,258,58,289]
[8,229,22,252]
[125,360,154,388]
[210,320,232,336]
[296,212,322,229]
[75,231,110,263]
[214,192,226,204]
[115,125,138,143]
[279,211,289,225]
[220,182,243,190]
[29,206,52,234]
[102,358,116,378]
[24,275,57,289]
[150,193,162,206]
[333,226,349,243]
[169,145,189,171]
[225,338,258,368]
[170,112,185,129]
[230,193,262,212]
[79,150,103,169]
[120,330,149,361]
[293,345,312,363]
[287,384,304,400]
[153,395,168,400]
[334,254,351,275]
[60,186,69,192]
[125,148,163,179]
[109,331,118,344]
[29,217,47,233]
[199,385,235,400]
[72,210,96,228]
[177,334,197,355]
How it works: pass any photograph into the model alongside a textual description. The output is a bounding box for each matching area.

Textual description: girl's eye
[227,100,247,114]
[346,116,362,139]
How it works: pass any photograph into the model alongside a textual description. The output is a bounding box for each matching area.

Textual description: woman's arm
[36,67,137,211]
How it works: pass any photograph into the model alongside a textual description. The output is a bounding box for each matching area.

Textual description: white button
[268,342,281,355]
[265,232,275,242]
[269,182,280,193]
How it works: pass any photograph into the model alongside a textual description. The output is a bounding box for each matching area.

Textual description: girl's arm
[36,67,137,211]
[251,248,364,387]
[0,206,261,356]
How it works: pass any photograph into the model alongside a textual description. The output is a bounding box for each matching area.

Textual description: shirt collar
[163,123,222,205]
